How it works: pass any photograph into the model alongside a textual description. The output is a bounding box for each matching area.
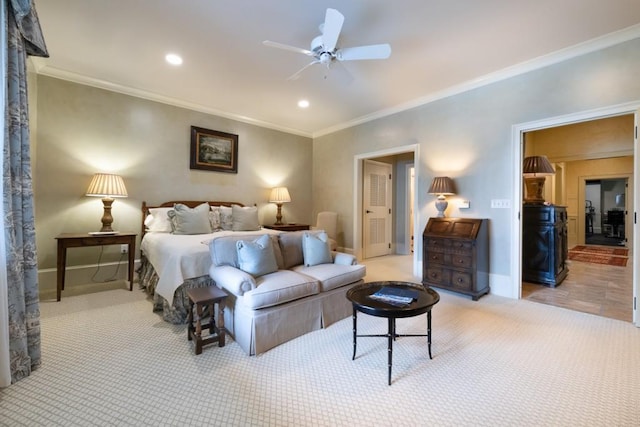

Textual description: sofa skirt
[223,279,363,355]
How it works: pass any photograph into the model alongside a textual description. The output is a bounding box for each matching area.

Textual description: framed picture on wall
[190,126,238,173]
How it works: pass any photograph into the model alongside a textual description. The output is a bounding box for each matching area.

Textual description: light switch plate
[460,200,470,209]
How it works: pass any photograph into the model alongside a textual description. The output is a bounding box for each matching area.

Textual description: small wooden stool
[186,286,227,355]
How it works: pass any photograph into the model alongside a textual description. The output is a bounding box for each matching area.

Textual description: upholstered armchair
[311,211,338,251]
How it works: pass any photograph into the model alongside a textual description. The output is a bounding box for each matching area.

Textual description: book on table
[369,286,419,306]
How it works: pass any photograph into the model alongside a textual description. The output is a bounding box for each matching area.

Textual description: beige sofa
[208,230,365,355]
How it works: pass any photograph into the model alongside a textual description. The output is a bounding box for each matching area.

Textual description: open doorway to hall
[520,114,635,322]
[353,145,419,277]
[585,178,628,247]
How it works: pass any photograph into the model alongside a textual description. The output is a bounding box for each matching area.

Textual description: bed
[138,200,278,323]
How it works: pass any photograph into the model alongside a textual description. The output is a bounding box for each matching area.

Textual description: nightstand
[263,224,310,232]
[55,232,137,301]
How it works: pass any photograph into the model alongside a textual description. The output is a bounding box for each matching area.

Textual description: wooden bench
[186,286,227,355]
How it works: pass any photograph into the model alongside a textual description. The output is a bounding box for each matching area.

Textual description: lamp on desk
[523,156,555,204]
[269,186,291,225]
[428,177,456,217]
[86,173,128,232]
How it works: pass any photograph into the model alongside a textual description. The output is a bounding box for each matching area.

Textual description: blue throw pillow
[302,232,332,267]
[236,234,278,277]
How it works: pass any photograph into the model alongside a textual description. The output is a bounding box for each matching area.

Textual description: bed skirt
[138,255,214,324]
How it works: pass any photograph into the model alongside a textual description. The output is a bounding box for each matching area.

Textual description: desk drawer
[451,254,472,269]
[450,270,473,291]
[424,267,450,285]
[425,250,445,265]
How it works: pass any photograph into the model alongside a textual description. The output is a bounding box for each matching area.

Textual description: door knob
[366,210,373,213]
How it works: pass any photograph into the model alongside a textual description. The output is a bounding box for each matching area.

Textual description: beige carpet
[1,256,639,426]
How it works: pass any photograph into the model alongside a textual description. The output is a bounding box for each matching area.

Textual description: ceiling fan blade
[263,40,313,56]
[336,44,392,61]
[322,8,344,52]
[287,60,320,81]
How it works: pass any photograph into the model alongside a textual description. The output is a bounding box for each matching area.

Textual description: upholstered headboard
[141,200,244,238]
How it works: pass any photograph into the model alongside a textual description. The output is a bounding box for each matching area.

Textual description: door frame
[353,144,420,276]
[511,100,640,326]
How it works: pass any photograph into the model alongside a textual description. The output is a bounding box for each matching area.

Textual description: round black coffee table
[346,281,440,385]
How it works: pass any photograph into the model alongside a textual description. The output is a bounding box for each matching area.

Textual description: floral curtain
[0,0,48,386]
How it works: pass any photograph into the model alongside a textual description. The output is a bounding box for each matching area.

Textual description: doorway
[353,144,419,277]
[513,105,638,326]
[585,178,628,247]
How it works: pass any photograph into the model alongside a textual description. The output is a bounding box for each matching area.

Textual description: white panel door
[363,160,392,258]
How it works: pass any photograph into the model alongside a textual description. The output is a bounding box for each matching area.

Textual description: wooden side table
[263,224,310,231]
[55,232,137,301]
[186,286,227,355]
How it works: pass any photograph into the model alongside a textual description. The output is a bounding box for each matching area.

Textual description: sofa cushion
[293,263,366,292]
[236,234,278,277]
[243,270,319,309]
[210,233,283,269]
[167,203,212,235]
[302,231,332,267]
[278,231,305,269]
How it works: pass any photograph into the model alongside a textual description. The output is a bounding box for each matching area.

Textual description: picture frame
[190,126,238,173]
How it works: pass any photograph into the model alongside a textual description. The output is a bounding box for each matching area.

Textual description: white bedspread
[141,229,279,302]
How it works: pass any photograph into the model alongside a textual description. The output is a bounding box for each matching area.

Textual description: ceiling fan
[263,8,391,81]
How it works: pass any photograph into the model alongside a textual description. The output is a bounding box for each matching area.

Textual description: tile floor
[522,245,633,322]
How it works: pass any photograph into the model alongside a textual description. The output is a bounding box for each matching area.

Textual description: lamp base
[435,199,448,218]
[99,197,115,232]
[524,177,547,204]
[274,203,284,225]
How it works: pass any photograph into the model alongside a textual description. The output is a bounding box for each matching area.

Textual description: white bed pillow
[167,203,212,235]
[302,231,332,267]
[232,205,260,231]
[236,234,278,277]
[144,207,173,233]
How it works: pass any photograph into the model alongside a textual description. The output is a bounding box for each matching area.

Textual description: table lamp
[86,173,128,232]
[428,177,456,217]
[269,187,291,225]
[523,156,555,204]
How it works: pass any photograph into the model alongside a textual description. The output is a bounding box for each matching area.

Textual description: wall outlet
[491,199,511,209]
[459,200,470,209]
[120,244,128,254]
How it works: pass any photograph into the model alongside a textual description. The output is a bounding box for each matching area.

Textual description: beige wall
[526,114,634,161]
[34,76,312,293]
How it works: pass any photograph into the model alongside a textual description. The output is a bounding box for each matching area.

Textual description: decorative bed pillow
[144,207,173,233]
[167,203,212,235]
[209,207,222,231]
[219,206,233,231]
[232,205,260,231]
[302,231,332,267]
[236,234,278,277]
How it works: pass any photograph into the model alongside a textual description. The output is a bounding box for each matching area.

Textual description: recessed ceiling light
[298,99,310,108]
[165,53,183,66]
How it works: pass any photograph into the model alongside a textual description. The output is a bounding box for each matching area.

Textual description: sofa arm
[209,265,256,296]
[332,252,357,266]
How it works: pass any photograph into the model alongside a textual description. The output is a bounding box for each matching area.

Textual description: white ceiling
[34,1,640,137]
